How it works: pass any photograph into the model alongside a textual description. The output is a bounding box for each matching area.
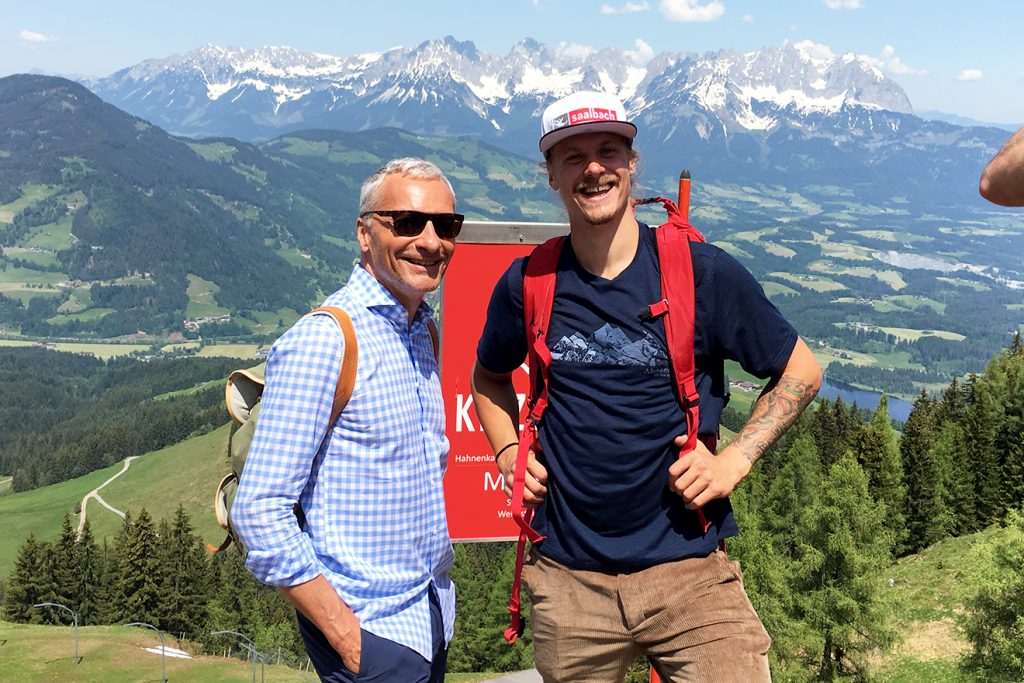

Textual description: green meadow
[769,272,846,292]
[0,340,151,358]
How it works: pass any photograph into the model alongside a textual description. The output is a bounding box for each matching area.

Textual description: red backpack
[503,197,717,643]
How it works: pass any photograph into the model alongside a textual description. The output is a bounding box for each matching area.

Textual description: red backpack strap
[503,235,564,644]
[638,198,712,533]
[657,224,701,448]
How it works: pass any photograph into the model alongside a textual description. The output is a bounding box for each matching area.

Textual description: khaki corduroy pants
[524,549,771,683]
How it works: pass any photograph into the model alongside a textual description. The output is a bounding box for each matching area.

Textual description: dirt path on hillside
[77,456,138,537]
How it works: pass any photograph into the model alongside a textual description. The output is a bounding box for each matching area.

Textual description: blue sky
[3,0,1022,125]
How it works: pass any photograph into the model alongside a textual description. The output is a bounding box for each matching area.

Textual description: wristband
[494,442,518,463]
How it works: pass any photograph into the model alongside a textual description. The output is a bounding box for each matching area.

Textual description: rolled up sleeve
[230,315,343,586]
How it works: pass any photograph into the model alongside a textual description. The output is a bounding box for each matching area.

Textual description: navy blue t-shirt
[476,222,798,572]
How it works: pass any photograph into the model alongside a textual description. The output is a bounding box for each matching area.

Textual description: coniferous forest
[2,336,1024,680]
[4,507,311,667]
[0,348,238,492]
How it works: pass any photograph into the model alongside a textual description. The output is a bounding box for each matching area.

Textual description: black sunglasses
[360,210,464,239]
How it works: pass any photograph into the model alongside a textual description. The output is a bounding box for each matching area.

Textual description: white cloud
[794,39,835,62]
[624,38,655,65]
[19,30,52,43]
[956,69,983,81]
[601,1,650,14]
[823,0,863,9]
[864,45,927,77]
[557,42,596,60]
[742,14,754,22]
[659,0,725,22]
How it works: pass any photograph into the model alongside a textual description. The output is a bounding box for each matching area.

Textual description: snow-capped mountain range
[83,37,1005,206]
[88,38,910,145]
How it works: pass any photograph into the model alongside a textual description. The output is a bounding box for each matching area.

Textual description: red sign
[439,241,535,541]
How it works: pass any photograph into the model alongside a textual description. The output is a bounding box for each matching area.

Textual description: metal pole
[125,622,166,682]
[239,643,264,683]
[211,630,260,683]
[33,603,80,664]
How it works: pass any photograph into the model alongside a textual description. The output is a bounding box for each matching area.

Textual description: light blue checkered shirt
[231,265,455,661]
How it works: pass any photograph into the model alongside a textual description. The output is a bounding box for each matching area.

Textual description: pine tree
[728,474,809,679]
[762,432,823,560]
[994,342,1024,518]
[792,457,896,679]
[156,506,212,638]
[851,395,908,551]
[813,398,854,471]
[115,508,161,624]
[447,543,493,671]
[207,550,257,640]
[76,520,106,625]
[936,375,968,425]
[966,376,1002,528]
[107,510,132,621]
[5,534,58,623]
[91,539,119,625]
[1008,330,1023,356]
[52,515,79,613]
[901,391,944,552]
[933,420,976,536]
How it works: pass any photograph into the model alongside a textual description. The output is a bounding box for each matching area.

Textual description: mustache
[575,176,617,192]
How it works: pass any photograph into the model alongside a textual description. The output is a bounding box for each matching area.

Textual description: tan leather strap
[427,319,440,363]
[307,306,436,423]
[308,306,359,425]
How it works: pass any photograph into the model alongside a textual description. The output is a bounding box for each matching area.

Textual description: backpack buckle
[640,299,669,322]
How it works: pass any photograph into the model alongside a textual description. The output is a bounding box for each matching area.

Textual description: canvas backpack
[209,305,441,555]
[208,306,358,554]
[503,197,717,643]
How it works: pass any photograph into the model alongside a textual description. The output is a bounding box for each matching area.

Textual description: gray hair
[358,157,456,214]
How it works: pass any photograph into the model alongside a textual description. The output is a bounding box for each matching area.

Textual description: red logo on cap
[567,107,618,126]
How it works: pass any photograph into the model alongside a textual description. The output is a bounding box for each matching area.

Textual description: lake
[818,377,914,423]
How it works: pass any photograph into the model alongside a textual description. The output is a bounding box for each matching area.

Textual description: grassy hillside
[0,622,495,682]
[869,523,1015,681]
[2,525,1008,681]
[0,424,232,576]
[0,622,304,682]
[76,424,232,545]
[0,466,113,575]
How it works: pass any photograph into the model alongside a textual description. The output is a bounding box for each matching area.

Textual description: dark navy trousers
[297,586,448,683]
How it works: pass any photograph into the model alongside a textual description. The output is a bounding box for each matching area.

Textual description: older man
[232,158,462,682]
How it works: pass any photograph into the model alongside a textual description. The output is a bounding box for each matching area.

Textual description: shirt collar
[346,264,435,328]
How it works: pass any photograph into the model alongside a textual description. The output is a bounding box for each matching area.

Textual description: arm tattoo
[730,375,818,465]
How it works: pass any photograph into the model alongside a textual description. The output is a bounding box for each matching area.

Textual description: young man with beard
[471,92,822,682]
[232,158,460,682]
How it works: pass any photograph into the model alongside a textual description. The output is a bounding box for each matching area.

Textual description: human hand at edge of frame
[497,444,548,508]
[667,438,751,509]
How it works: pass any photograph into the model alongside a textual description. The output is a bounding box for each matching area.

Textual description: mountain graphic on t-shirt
[551,323,668,368]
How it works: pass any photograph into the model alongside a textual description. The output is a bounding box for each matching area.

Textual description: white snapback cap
[539,90,637,154]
